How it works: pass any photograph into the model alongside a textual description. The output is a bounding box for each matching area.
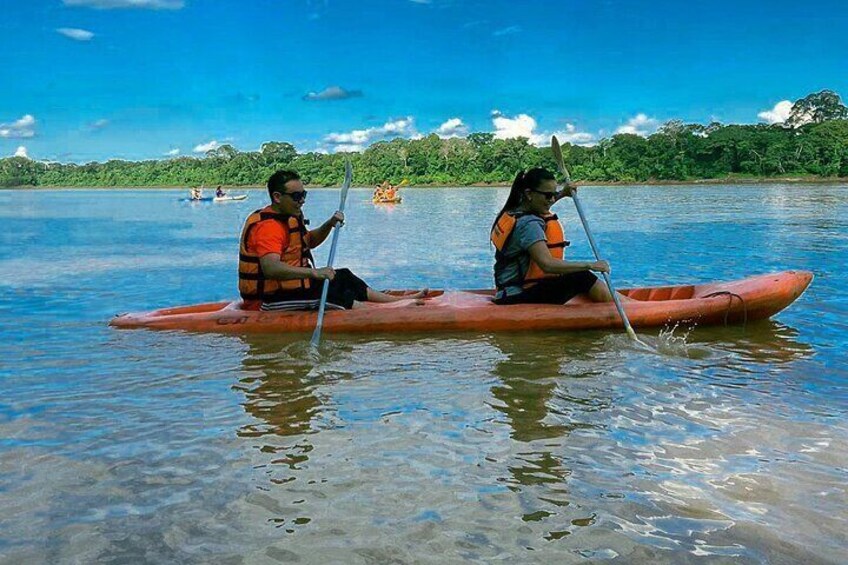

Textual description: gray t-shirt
[493,213,547,298]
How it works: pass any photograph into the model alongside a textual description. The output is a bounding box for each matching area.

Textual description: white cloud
[56,27,94,41]
[90,118,109,130]
[14,146,28,158]
[330,143,366,153]
[62,0,184,9]
[551,123,595,146]
[323,117,417,153]
[303,86,363,101]
[193,140,220,153]
[757,100,793,124]
[0,114,36,139]
[491,111,595,146]
[492,112,539,141]
[435,118,468,138]
[493,25,521,37]
[615,113,659,136]
[166,148,180,156]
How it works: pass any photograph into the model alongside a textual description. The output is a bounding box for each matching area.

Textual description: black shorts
[494,271,599,305]
[261,268,370,311]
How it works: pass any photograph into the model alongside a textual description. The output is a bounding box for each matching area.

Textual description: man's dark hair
[267,170,301,200]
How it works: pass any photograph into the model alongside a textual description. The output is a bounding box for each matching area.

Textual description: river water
[1,185,846,563]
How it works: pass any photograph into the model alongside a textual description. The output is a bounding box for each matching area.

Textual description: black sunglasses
[529,188,557,201]
[283,190,308,202]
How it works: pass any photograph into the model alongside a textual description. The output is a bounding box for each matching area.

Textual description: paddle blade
[550,136,571,182]
[338,160,353,212]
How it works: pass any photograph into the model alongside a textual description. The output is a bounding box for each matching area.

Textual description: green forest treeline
[3,90,848,188]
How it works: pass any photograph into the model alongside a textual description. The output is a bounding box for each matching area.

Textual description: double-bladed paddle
[310,160,353,348]
[551,136,644,344]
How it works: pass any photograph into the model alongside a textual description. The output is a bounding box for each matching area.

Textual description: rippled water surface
[1,185,846,563]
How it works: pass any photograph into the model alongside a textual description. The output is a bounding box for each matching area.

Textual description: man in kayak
[216,185,226,198]
[490,168,622,305]
[238,170,427,311]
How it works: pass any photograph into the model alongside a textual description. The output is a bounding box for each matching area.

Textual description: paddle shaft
[311,216,345,347]
[311,162,352,347]
[570,193,639,340]
[551,136,639,342]
[312,227,341,331]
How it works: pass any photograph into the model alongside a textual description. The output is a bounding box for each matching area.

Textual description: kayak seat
[622,285,695,301]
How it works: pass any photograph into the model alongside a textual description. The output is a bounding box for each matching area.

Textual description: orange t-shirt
[246,206,291,256]
[242,208,294,310]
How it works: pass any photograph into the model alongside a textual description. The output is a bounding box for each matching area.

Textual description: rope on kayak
[703,291,747,327]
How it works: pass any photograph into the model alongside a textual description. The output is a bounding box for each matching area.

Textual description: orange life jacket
[491,211,569,288]
[238,208,314,302]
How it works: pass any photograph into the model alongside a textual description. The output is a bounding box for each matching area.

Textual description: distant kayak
[373,195,402,204]
[213,194,248,202]
[180,194,248,203]
[111,271,812,335]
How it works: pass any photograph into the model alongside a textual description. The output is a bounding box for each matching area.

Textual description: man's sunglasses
[530,189,557,201]
[282,190,308,202]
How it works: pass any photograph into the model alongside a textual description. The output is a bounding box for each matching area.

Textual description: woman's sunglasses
[283,190,308,202]
[530,189,557,201]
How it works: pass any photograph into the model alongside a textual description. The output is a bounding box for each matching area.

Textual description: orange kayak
[110,271,812,335]
[373,196,402,204]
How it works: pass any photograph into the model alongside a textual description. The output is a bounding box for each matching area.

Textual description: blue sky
[2,0,847,162]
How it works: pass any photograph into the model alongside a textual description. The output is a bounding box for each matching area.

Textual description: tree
[787,90,848,128]
[607,134,649,181]
[5,108,848,187]
[259,142,297,166]
[802,119,848,176]
[208,144,239,160]
[0,156,41,186]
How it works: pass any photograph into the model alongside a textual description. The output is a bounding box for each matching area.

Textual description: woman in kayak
[239,170,427,312]
[490,168,615,305]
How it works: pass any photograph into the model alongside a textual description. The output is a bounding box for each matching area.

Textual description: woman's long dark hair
[491,167,556,230]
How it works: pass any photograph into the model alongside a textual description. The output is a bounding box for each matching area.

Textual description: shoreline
[3,176,847,190]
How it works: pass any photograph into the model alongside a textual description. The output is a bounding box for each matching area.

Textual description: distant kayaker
[373,181,390,201]
[238,170,427,311]
[190,187,202,200]
[216,186,225,198]
[490,168,617,305]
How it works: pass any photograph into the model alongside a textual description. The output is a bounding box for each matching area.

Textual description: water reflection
[489,336,566,444]
[235,336,322,439]
[485,333,615,535]
[692,320,814,368]
[233,336,337,534]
